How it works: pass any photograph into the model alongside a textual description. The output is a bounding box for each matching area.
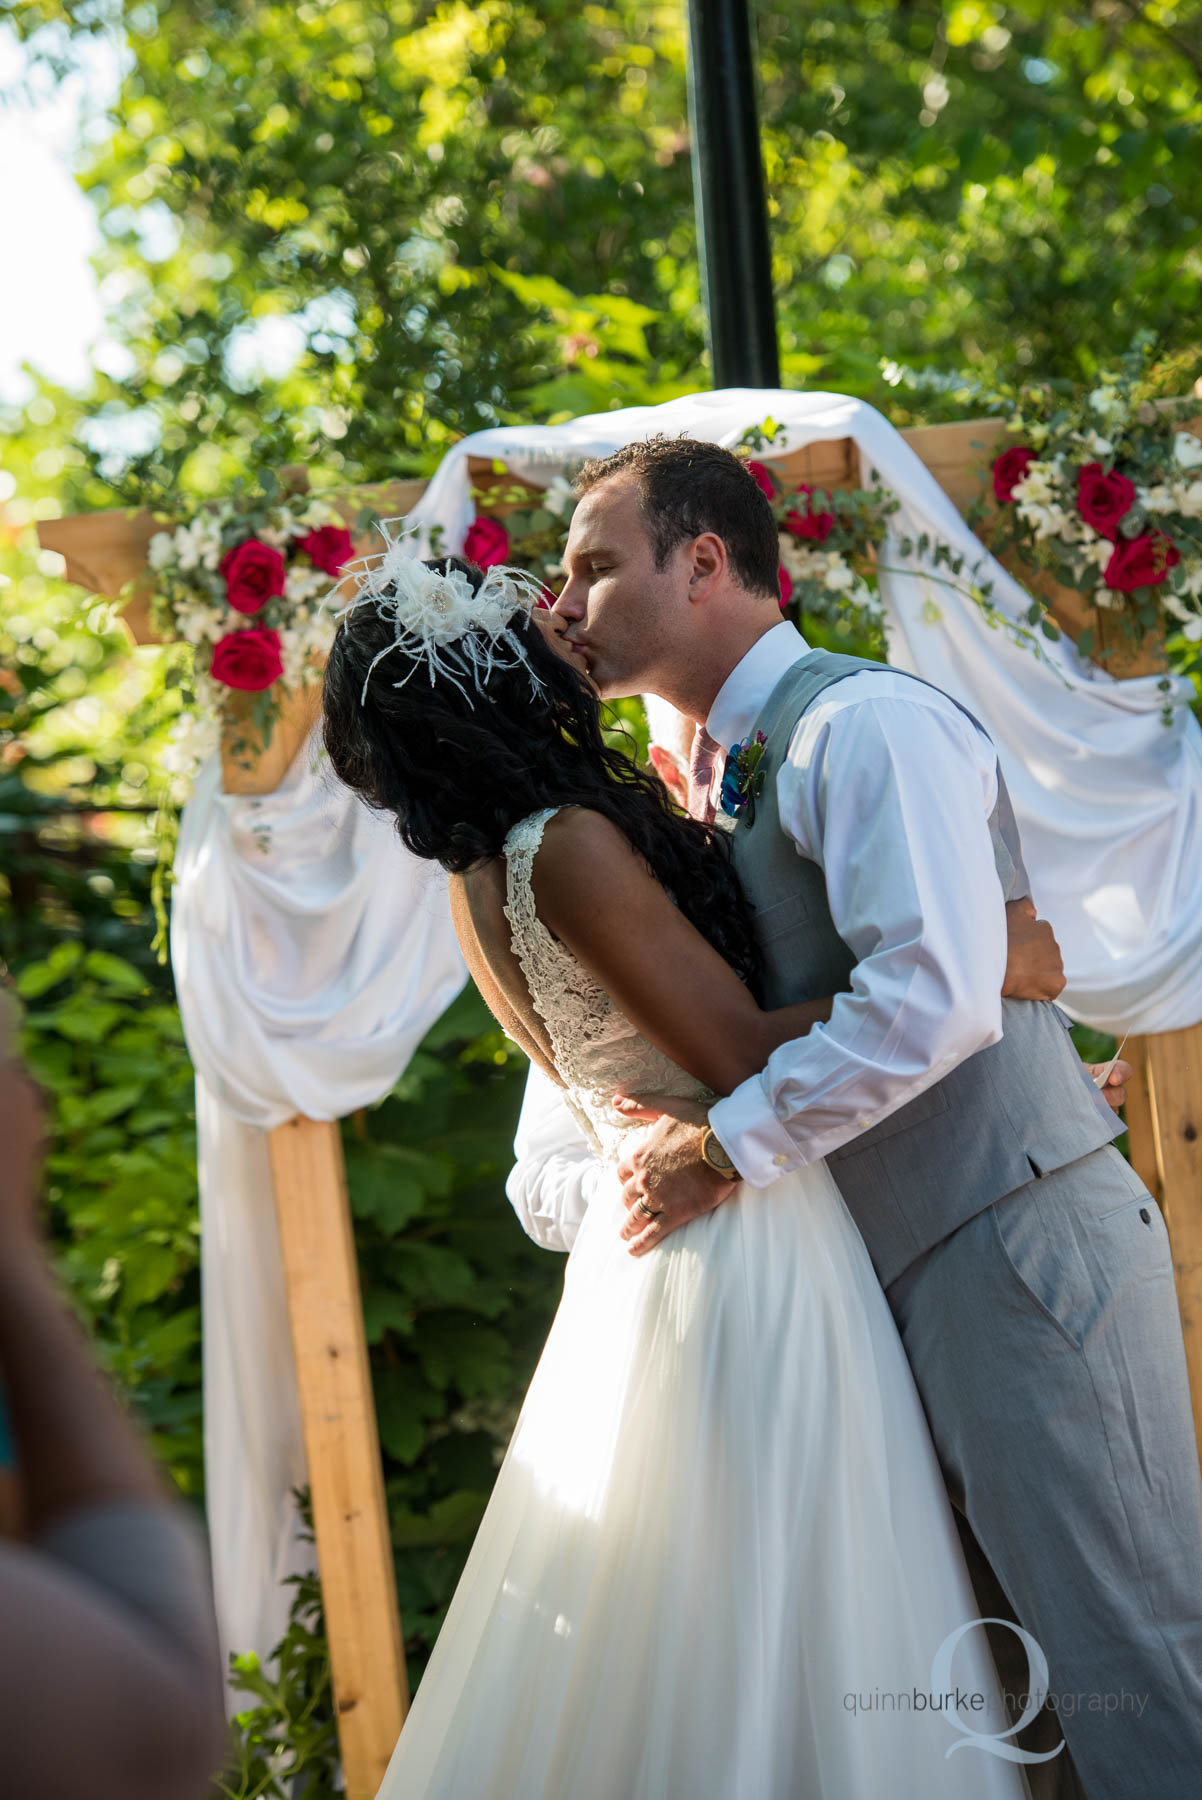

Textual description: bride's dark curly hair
[322,558,764,996]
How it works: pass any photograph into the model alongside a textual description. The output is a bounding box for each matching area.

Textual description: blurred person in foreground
[0,1019,227,1800]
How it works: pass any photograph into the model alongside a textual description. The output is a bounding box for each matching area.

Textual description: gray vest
[730,650,1122,1286]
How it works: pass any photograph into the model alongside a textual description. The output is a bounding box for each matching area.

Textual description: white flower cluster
[541,474,578,520]
[160,706,221,784]
[148,511,224,574]
[1010,460,1082,545]
[279,609,338,688]
[778,535,883,618]
[1164,582,1202,642]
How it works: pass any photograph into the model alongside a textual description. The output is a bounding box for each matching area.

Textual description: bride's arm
[530,809,829,1097]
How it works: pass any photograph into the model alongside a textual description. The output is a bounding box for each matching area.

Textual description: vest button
[1140,1206,1152,1225]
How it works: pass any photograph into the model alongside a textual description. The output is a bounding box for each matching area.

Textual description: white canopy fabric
[172,740,465,1688]
[411,387,1202,1035]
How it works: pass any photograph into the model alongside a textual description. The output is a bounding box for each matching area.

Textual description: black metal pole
[685,0,780,390]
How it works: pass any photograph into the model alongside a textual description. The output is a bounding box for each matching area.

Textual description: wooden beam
[36,507,159,616]
[1145,1027,1202,1468]
[1122,1037,1162,1203]
[219,668,325,796]
[267,1115,408,1799]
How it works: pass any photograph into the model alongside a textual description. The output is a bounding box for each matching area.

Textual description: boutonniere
[720,731,769,824]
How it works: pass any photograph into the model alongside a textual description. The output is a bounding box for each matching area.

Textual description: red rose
[784,485,835,542]
[463,516,510,568]
[992,446,1036,503]
[298,525,354,577]
[1103,532,1180,593]
[210,626,284,692]
[1077,462,1136,541]
[218,537,286,614]
[778,564,793,610]
[746,461,776,499]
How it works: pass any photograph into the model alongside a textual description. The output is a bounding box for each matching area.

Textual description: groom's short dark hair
[575,437,780,599]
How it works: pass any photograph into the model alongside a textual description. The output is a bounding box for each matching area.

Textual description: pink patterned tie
[686,725,722,824]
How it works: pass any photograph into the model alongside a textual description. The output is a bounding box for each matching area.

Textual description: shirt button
[858,1119,870,1129]
[773,1153,789,1167]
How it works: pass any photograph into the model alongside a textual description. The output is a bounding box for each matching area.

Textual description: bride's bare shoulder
[531,808,652,919]
[537,807,637,870]
[452,810,645,937]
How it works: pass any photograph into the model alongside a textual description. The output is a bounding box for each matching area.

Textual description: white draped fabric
[172,738,465,1686]
[410,387,1202,1035]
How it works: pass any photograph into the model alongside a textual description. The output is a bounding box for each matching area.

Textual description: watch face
[704,1132,733,1175]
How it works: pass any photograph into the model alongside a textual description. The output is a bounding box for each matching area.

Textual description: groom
[546,436,1202,1799]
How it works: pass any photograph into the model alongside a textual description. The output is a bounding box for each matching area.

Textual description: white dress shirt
[707,621,1009,1186]
[506,1063,599,1252]
[506,621,1010,1239]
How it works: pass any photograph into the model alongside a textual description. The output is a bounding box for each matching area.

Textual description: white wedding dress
[378,810,1029,1800]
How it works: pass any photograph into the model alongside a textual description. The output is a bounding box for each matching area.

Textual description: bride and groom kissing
[321,436,1202,1798]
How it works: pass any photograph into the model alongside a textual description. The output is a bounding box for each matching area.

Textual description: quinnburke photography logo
[845,1620,1149,1760]
[931,1619,1064,1765]
[844,1619,1065,1764]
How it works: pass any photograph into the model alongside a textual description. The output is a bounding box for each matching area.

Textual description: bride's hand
[612,1092,711,1129]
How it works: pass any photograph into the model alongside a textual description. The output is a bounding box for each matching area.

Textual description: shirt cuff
[708,1079,806,1189]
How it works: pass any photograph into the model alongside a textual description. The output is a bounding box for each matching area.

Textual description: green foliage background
[1,0,1193,1790]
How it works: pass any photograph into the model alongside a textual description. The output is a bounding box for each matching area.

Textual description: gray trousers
[885,1144,1202,1800]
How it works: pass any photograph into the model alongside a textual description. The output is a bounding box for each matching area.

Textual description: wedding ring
[635,1196,659,1219]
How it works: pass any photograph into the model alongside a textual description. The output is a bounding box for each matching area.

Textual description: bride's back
[452,806,712,1163]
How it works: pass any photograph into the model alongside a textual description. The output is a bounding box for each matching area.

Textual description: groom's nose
[551,578,584,623]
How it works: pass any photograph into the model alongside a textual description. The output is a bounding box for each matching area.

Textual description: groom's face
[554,475,686,698]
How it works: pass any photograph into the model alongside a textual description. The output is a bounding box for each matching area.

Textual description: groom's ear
[684,532,727,603]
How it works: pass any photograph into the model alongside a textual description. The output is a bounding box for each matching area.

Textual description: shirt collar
[705,621,809,753]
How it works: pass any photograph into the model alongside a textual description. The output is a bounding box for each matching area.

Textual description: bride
[320,546,1030,1799]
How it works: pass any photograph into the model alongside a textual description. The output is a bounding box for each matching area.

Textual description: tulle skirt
[378,1161,1028,1799]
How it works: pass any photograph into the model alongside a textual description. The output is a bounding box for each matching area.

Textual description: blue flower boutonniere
[720,731,769,824]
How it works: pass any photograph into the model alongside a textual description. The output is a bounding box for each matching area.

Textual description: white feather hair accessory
[325,515,551,706]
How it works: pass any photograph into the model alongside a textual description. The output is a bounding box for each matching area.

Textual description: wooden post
[1122,1038,1162,1202]
[267,1116,408,1798]
[1145,1028,1202,1458]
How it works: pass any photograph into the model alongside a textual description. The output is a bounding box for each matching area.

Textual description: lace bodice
[503,808,714,1166]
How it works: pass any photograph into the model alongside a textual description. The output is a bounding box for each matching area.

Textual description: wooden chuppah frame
[38,420,1202,1795]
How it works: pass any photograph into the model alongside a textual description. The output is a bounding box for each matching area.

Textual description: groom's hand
[1089,1059,1133,1113]
[1003,896,1066,1001]
[614,1106,736,1256]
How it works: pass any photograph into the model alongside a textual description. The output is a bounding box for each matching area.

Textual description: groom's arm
[708,680,1009,1187]
[506,1064,603,1253]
